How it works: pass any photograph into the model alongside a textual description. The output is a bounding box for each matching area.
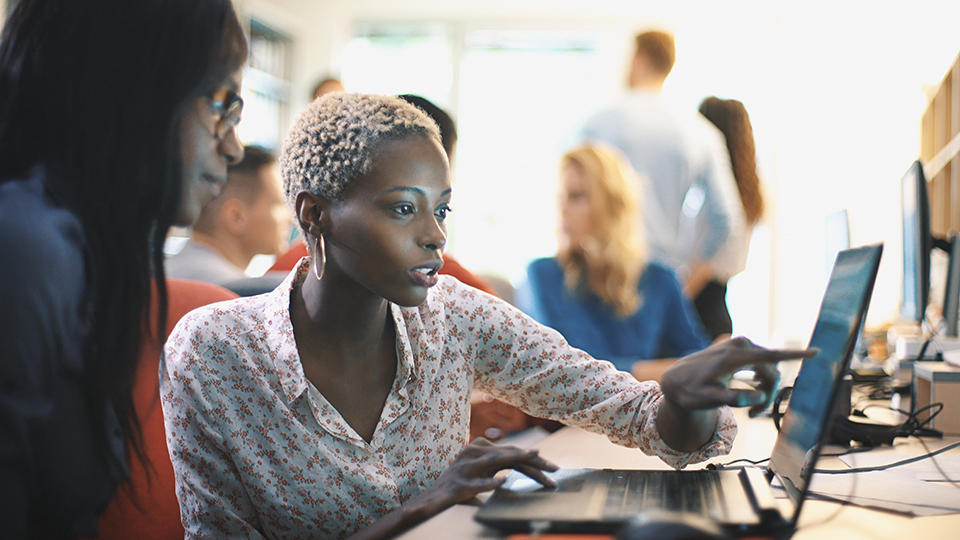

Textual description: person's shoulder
[169,293,265,344]
[164,240,203,262]
[526,257,566,291]
[432,273,523,324]
[0,177,88,386]
[165,241,244,284]
[164,295,269,378]
[642,262,682,287]
[581,93,634,126]
[684,112,727,149]
[0,177,85,284]
[0,177,83,246]
[528,256,562,275]
[436,273,495,302]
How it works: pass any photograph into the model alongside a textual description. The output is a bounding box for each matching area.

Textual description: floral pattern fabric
[160,259,736,539]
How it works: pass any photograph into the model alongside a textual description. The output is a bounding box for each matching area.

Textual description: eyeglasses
[208,87,243,139]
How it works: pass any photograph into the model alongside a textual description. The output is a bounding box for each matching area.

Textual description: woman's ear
[295,190,329,239]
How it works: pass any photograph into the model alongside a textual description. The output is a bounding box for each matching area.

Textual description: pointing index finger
[735,346,818,367]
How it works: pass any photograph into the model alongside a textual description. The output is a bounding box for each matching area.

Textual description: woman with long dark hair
[687,96,765,339]
[0,0,247,537]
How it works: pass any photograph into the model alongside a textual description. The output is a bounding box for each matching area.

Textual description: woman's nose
[219,125,244,165]
[420,216,447,252]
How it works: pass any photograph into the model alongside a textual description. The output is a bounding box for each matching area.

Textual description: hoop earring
[313,234,326,281]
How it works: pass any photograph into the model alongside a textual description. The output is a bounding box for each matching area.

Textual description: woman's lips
[204,173,228,198]
[410,261,443,288]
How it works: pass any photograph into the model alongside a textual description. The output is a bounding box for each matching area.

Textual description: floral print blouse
[160,259,736,539]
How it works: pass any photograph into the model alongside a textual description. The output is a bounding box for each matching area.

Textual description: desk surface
[397,409,960,539]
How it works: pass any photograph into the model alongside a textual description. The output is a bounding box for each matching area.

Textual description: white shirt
[580,90,746,272]
[164,239,246,285]
[160,259,736,539]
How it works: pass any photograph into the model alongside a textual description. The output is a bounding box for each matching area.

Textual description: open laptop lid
[768,243,883,525]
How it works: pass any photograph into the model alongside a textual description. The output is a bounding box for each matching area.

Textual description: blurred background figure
[687,96,765,339]
[312,76,345,99]
[166,146,290,286]
[578,31,744,292]
[398,94,458,160]
[518,144,710,382]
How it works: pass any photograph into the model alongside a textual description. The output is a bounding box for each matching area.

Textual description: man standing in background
[579,30,744,290]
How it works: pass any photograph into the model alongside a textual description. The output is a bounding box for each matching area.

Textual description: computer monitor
[943,233,960,337]
[825,210,868,363]
[901,160,931,324]
[825,209,850,278]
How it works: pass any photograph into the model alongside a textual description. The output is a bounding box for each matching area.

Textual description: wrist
[347,496,439,540]
[657,395,718,453]
[401,487,450,527]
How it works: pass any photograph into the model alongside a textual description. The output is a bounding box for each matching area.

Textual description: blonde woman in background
[518,144,711,382]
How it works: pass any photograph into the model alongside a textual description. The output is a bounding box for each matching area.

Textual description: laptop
[475,244,883,536]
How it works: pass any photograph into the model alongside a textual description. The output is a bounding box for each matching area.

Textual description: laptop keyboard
[602,470,729,520]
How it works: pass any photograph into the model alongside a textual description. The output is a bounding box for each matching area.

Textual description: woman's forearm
[655,396,718,454]
[345,495,441,540]
[630,358,676,383]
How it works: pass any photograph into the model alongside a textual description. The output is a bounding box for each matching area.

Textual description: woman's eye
[393,204,415,216]
[435,206,452,220]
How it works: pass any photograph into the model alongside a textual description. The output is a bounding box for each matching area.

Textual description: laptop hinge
[738,467,782,522]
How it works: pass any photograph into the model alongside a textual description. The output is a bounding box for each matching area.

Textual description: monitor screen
[825,209,850,278]
[943,234,960,337]
[901,161,930,324]
[769,245,881,519]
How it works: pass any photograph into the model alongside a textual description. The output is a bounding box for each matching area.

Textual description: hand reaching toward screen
[661,337,816,416]
[656,337,817,453]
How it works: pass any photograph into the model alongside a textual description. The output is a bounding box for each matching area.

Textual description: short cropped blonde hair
[280,93,441,216]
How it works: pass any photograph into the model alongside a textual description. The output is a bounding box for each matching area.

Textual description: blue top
[517,258,711,371]
[0,174,125,539]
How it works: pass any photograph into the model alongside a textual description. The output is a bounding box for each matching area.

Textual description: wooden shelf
[922,50,960,237]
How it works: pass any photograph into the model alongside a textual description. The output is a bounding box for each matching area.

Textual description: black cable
[813,440,960,475]
[709,445,880,471]
[818,445,875,459]
[915,436,960,490]
[851,378,895,401]
[707,457,769,470]
[878,402,944,439]
[915,337,932,363]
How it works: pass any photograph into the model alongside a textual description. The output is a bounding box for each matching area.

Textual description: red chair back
[88,279,238,540]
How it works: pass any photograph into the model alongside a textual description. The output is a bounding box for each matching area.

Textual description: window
[342,23,454,110]
[240,19,293,151]
[342,24,609,283]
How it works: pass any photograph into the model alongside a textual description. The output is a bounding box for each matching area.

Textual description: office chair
[87,279,238,540]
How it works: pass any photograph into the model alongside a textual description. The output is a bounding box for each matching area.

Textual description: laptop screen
[768,244,882,521]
